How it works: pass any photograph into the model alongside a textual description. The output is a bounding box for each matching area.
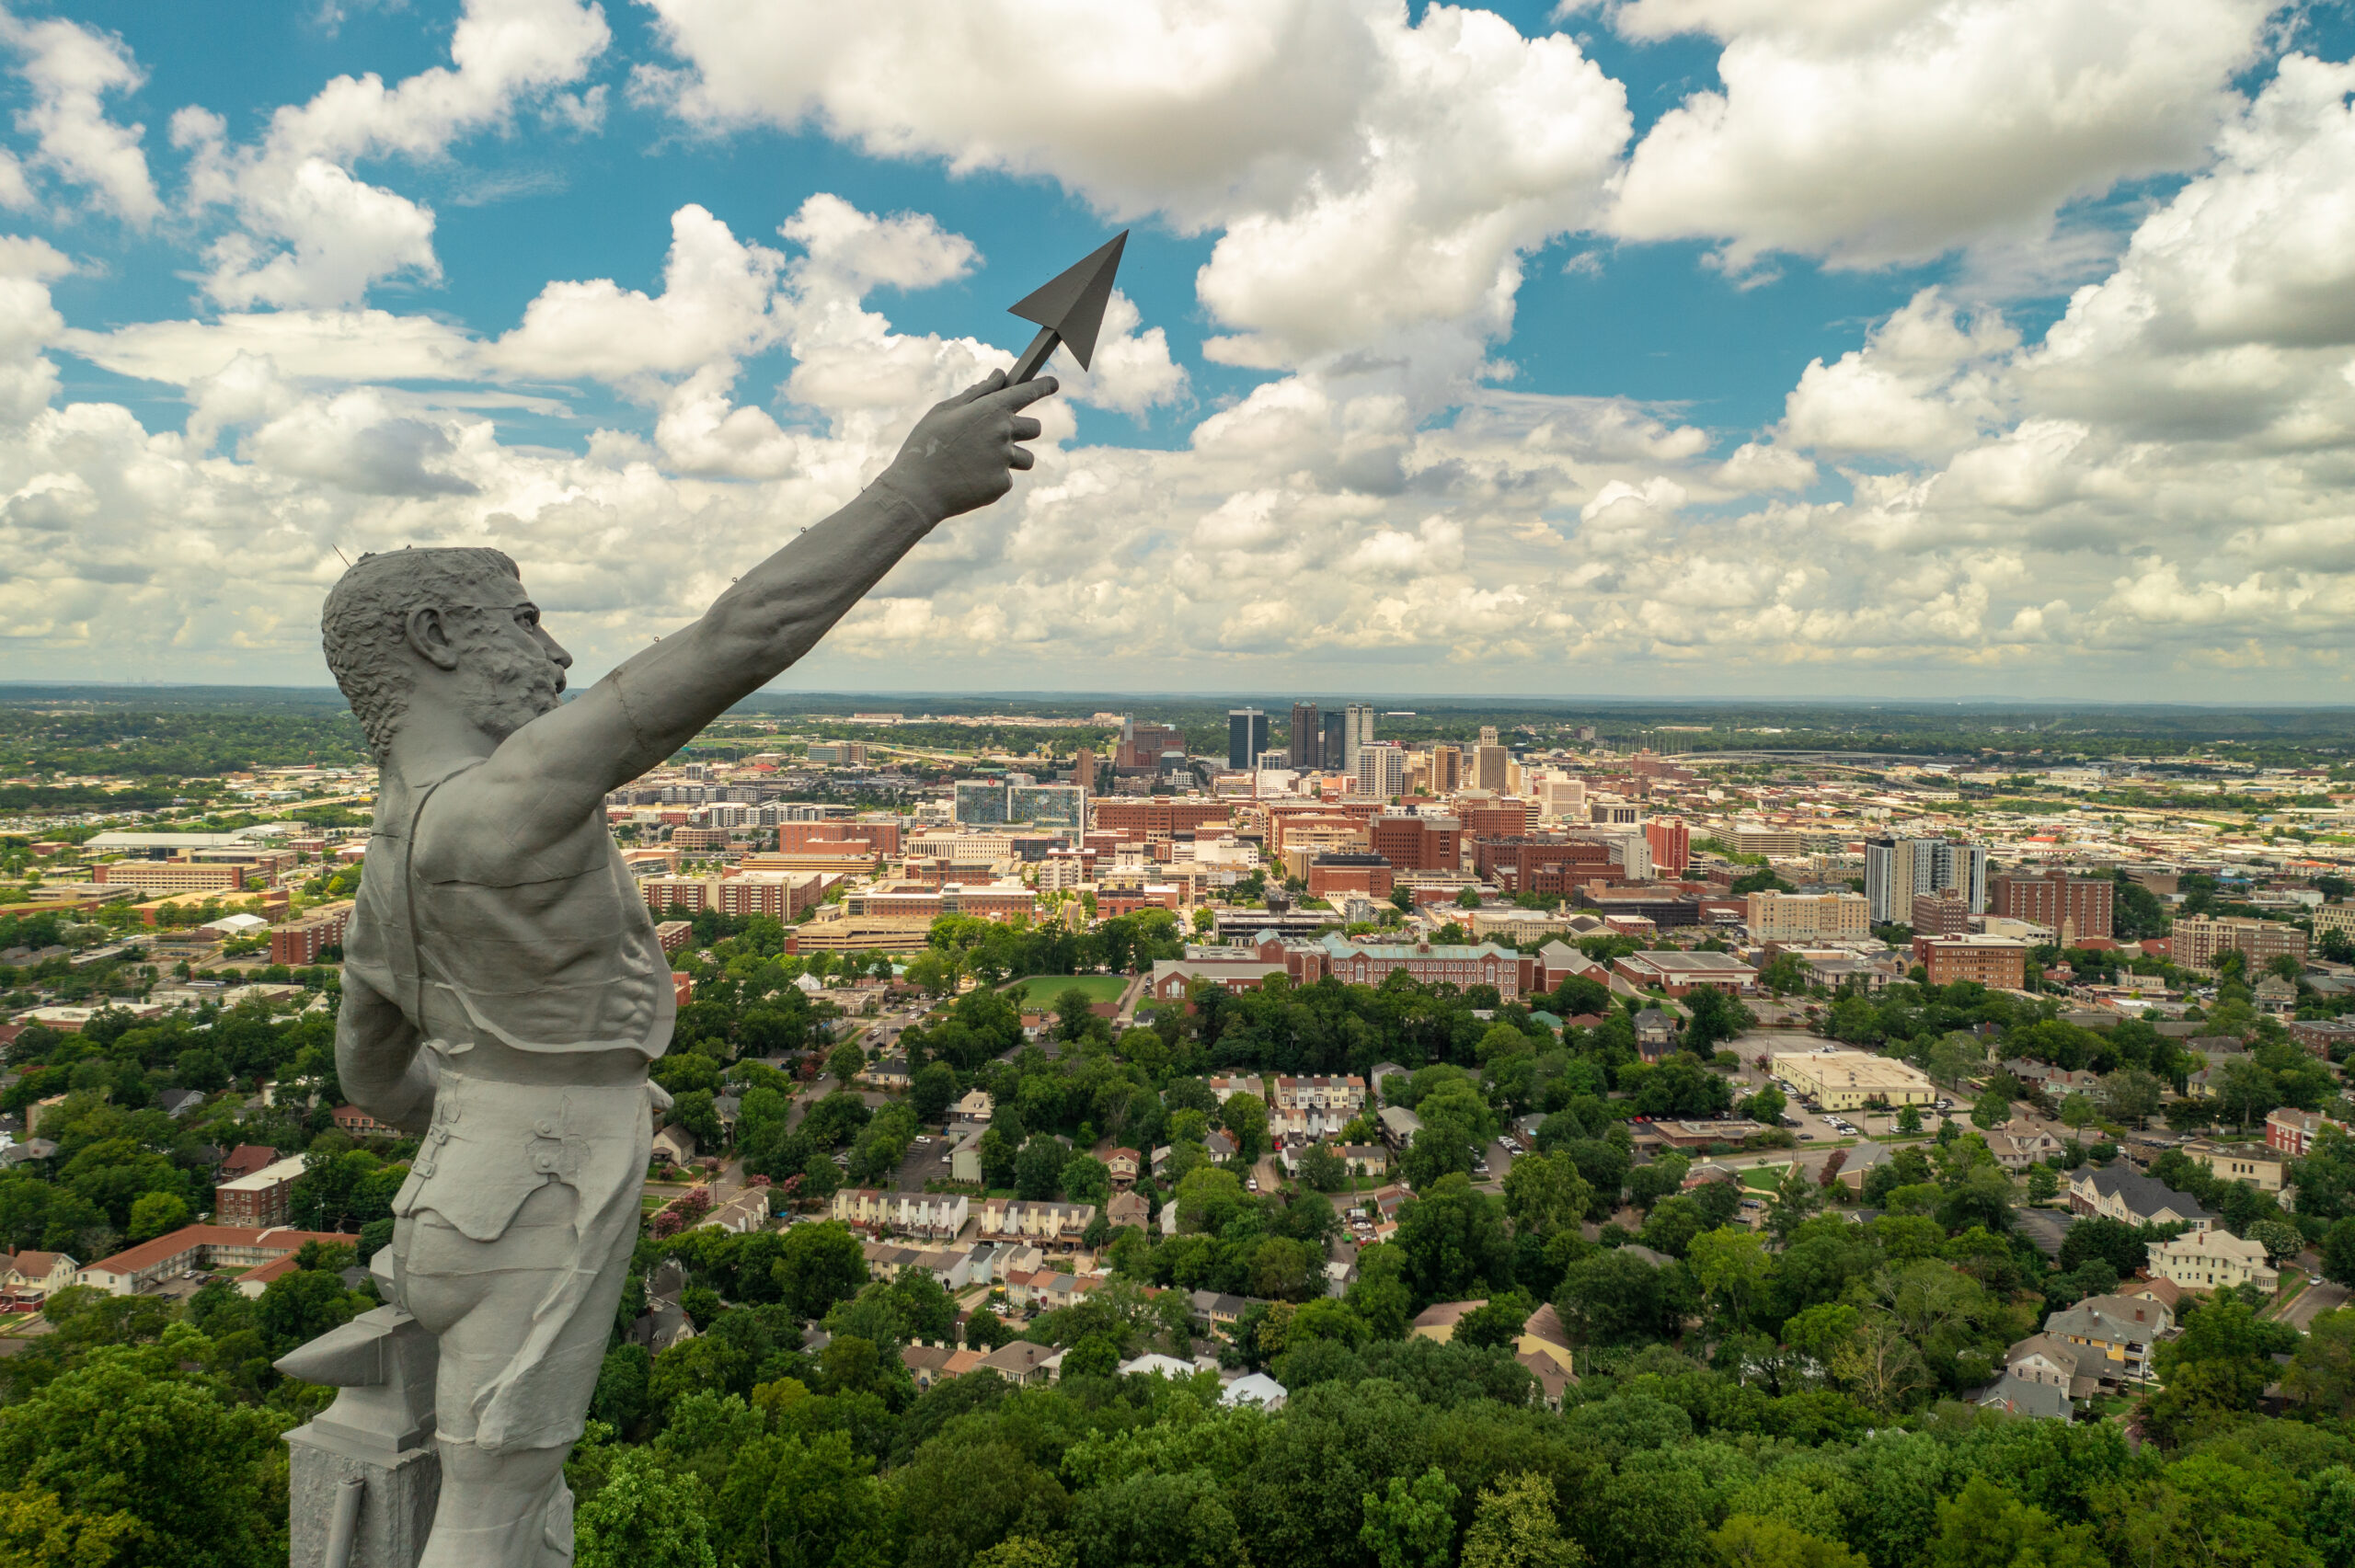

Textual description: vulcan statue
[318,368,1053,1565]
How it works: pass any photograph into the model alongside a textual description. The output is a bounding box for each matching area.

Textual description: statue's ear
[405,605,461,670]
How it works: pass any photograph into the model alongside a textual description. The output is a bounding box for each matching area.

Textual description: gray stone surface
[286,1426,442,1568]
[297,367,1054,1566]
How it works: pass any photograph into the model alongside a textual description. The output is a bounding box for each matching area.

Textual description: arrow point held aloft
[1006,231,1129,372]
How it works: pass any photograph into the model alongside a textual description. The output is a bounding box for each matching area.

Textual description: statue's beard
[457,644,565,742]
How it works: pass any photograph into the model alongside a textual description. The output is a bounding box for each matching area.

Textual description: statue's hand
[879,370,1057,520]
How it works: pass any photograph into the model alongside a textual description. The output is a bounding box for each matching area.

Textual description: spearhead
[1005,231,1129,385]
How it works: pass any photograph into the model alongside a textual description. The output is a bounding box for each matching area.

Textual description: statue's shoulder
[412,765,613,890]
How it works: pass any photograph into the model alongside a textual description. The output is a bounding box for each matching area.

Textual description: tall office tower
[1474,742,1510,792]
[1429,744,1462,793]
[1478,726,1499,746]
[1644,816,1690,876]
[1932,841,1991,914]
[1344,704,1376,771]
[1322,711,1349,771]
[1863,839,1917,924]
[1073,749,1097,793]
[1227,708,1269,770]
[1289,703,1321,770]
[1354,742,1407,799]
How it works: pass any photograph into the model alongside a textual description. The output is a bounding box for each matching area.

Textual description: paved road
[2277,1278,2349,1332]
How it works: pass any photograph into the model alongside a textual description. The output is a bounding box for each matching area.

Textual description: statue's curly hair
[320,547,520,761]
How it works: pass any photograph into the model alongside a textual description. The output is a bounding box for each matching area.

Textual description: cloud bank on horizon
[4,0,2355,699]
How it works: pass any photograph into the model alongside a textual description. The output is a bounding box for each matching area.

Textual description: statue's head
[321,547,571,761]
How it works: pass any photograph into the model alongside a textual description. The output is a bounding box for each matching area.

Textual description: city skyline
[6,2,2355,703]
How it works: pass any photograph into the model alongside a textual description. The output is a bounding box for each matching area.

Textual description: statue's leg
[400,1180,628,1568]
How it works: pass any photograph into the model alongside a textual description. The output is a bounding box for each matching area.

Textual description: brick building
[270,901,352,966]
[1749,889,1870,941]
[1472,836,1617,887]
[2173,916,2308,973]
[1990,870,2115,942]
[1092,798,1232,841]
[1911,888,1972,936]
[1643,817,1690,876]
[1304,853,1392,898]
[1369,813,1463,873]
[1912,934,2028,988]
[213,1153,309,1227]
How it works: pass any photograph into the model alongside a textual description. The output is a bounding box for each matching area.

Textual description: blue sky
[6,0,2355,700]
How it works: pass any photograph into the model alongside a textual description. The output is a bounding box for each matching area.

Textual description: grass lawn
[1015,974,1129,1005]
[1740,1164,1792,1192]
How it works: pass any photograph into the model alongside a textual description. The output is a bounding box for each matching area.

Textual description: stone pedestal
[279,1256,442,1568]
[285,1425,441,1568]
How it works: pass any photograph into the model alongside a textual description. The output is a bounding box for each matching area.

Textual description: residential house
[2042,1292,2174,1384]
[856,1056,912,1091]
[650,1125,697,1166]
[0,1251,77,1302]
[1976,1370,2074,1421]
[1189,1289,1248,1337]
[1409,1300,1486,1342]
[1632,1007,1679,1061]
[1221,1372,1287,1410]
[1377,1106,1422,1150]
[2145,1230,2279,1293]
[831,1190,971,1242]
[2002,1333,2094,1401]
[1339,1143,1390,1178]
[975,1340,1062,1386]
[2066,1162,2213,1233]
[1986,1125,2067,1171]
[974,1199,1097,1250]
[1106,1148,1142,1187]
[952,1089,994,1122]
[2269,1105,2350,1158]
[1107,1190,1150,1230]
[698,1189,772,1234]
[2001,1059,2102,1097]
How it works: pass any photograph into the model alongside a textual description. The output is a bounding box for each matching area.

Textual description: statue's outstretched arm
[479,371,1053,834]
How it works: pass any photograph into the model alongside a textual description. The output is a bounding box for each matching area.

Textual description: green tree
[1928,1476,2101,1568]
[912,1061,959,1122]
[826,1042,865,1086]
[1712,1515,1865,1568]
[575,1448,719,1568]
[2285,1307,2355,1417]
[1298,1142,1349,1193]
[1969,1089,2010,1130]
[125,1191,190,1244]
[2023,1164,2059,1203]
[1016,1136,1068,1201]
[1394,1175,1514,1309]
[0,1340,288,1568]
[1361,1465,1458,1568]
[1896,1104,1924,1135]
[712,1429,890,1568]
[1460,1472,1583,1568]
[1219,1093,1269,1168]
[771,1222,867,1319]
[1060,1155,1112,1207]
[1500,1151,1590,1240]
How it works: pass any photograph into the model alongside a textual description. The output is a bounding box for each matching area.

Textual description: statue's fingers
[952,369,1012,406]
[1007,445,1036,471]
[991,376,1059,410]
[1010,416,1042,441]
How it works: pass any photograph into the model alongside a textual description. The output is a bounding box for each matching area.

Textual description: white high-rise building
[1344,704,1377,772]
[1353,741,1407,800]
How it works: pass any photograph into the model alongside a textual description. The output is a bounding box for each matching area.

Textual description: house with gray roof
[2043,1292,2175,1384]
[2066,1162,2212,1233]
